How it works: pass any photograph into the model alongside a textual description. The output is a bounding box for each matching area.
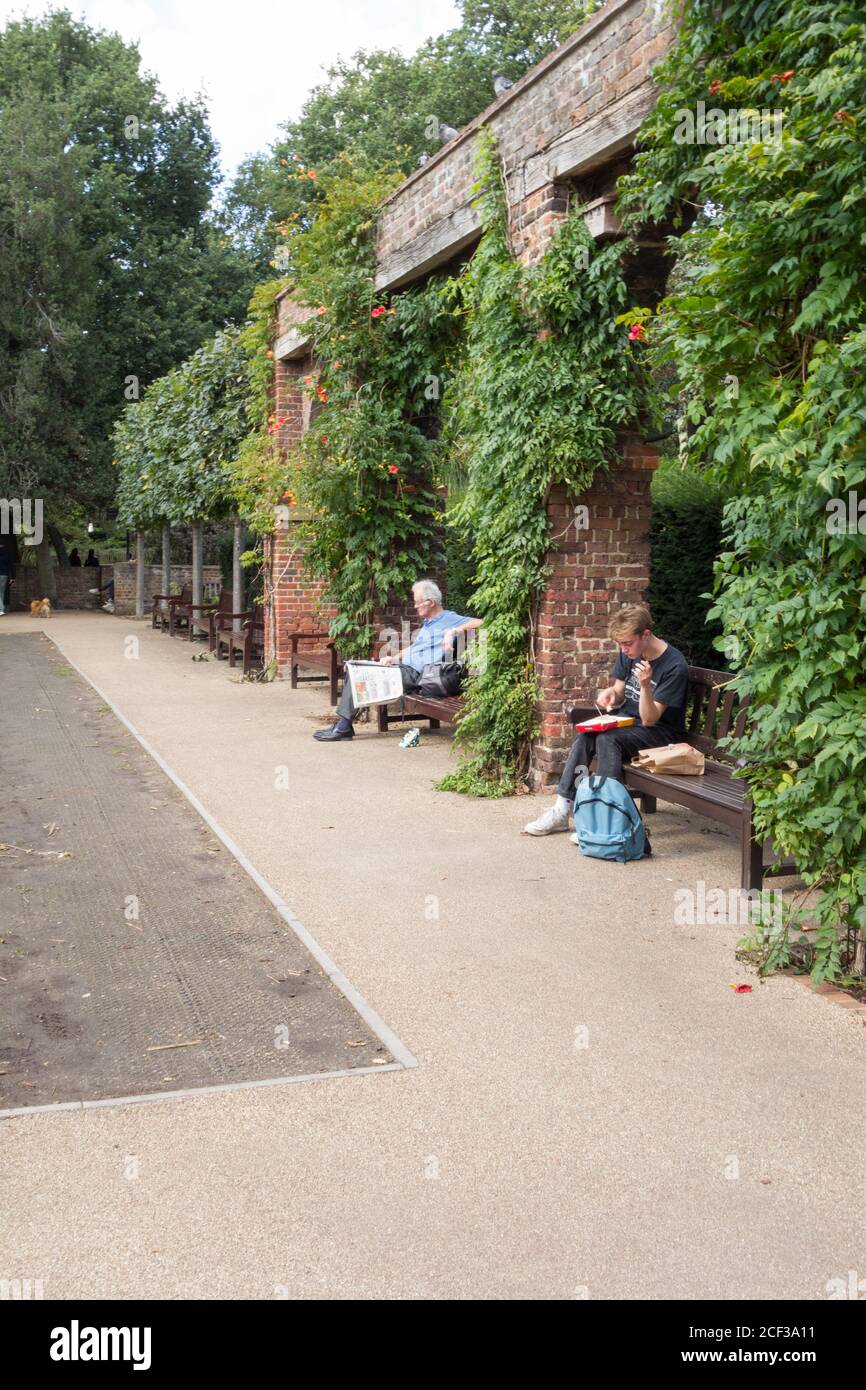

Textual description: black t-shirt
[612,642,689,737]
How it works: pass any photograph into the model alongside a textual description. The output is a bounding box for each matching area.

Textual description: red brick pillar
[265,517,338,672]
[511,182,570,265]
[531,432,658,788]
[263,353,338,672]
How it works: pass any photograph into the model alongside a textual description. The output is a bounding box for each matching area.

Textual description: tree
[0,9,257,537]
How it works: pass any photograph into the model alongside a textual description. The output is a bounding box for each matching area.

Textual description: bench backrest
[684,666,747,762]
[216,589,234,614]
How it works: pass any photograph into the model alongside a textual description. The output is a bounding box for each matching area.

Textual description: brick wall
[376,0,674,279]
[10,567,105,610]
[111,564,222,616]
[266,519,337,670]
[532,433,657,786]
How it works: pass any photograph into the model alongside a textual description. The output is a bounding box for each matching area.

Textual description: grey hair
[413,578,442,604]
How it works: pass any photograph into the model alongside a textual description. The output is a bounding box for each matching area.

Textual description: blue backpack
[573,775,647,863]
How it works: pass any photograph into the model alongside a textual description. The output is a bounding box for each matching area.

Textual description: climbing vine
[439,129,652,795]
[617,0,866,981]
[282,158,462,658]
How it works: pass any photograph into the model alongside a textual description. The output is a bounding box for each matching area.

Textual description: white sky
[0,0,462,182]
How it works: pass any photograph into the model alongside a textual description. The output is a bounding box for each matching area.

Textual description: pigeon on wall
[417,152,430,166]
[438,122,459,144]
[493,72,514,95]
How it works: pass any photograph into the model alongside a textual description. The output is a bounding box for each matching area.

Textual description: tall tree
[0,9,257,527]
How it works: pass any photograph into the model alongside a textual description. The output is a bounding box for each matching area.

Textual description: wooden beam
[375,204,482,292]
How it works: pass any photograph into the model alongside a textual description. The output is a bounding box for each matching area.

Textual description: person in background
[69,548,82,567]
[84,549,99,567]
[0,542,16,614]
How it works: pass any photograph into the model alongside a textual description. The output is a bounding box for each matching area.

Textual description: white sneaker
[524,803,570,835]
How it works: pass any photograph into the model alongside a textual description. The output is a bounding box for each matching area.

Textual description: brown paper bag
[631,742,705,775]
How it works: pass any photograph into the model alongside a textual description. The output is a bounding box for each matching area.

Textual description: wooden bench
[151,585,191,633]
[215,614,265,674]
[189,590,252,650]
[377,692,464,733]
[289,631,343,705]
[376,631,479,732]
[569,665,794,892]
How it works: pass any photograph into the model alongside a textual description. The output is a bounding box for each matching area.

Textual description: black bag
[417,661,465,698]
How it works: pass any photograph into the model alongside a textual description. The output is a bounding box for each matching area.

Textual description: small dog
[30,598,51,617]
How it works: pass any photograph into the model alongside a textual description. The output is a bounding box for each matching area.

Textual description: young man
[524,603,689,835]
[313,579,482,742]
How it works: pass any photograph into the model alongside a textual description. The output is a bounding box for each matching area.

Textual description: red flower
[628,323,646,342]
[320,436,328,444]
[730,984,753,994]
[302,374,313,384]
[388,465,399,475]
[316,387,328,402]
[708,80,723,95]
[834,110,855,125]
[770,70,795,83]
[371,306,386,318]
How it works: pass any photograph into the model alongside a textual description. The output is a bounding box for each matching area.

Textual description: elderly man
[313,579,482,742]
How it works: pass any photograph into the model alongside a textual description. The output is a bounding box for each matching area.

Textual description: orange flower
[388,465,399,475]
[317,306,327,315]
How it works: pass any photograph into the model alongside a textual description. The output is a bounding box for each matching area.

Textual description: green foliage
[115,329,251,527]
[0,9,257,521]
[230,278,290,534]
[439,130,650,794]
[282,159,461,657]
[619,0,866,981]
[648,457,723,667]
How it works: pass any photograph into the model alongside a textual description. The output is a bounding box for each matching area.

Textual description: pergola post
[161,523,171,599]
[135,531,146,618]
[191,520,203,609]
[232,517,246,632]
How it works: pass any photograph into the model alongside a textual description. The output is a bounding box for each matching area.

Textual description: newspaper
[344,660,404,709]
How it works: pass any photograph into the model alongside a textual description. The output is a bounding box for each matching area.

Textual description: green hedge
[647,459,723,669]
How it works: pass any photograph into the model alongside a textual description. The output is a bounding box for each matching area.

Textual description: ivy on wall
[617,0,866,981]
[282,158,462,658]
[439,130,652,795]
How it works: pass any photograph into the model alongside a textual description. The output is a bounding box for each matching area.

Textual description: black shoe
[313,723,354,742]
[642,828,653,858]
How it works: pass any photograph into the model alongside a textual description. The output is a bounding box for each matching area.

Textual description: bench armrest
[215,610,254,628]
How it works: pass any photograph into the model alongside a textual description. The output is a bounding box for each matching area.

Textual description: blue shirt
[406,609,471,670]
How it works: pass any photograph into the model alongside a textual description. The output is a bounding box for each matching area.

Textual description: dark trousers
[557,724,673,800]
[337,662,420,721]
